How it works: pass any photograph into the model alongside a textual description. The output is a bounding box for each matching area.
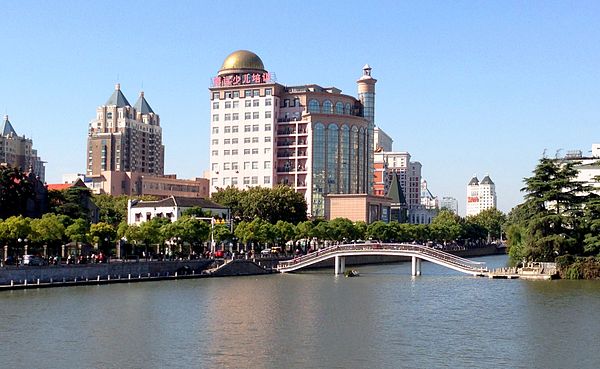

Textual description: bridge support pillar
[340,257,345,274]
[335,256,340,275]
[412,256,422,276]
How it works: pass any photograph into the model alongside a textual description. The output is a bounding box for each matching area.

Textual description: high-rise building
[87,84,164,176]
[209,50,375,217]
[466,175,497,216]
[440,196,459,214]
[0,115,45,182]
[373,151,421,208]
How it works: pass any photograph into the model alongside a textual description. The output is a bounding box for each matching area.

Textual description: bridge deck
[277,243,488,276]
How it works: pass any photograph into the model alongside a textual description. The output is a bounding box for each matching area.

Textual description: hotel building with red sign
[209,50,377,217]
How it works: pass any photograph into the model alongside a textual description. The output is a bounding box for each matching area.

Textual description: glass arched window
[358,127,366,193]
[327,124,339,193]
[308,99,320,113]
[335,102,344,115]
[107,112,113,119]
[312,123,326,217]
[323,100,333,114]
[345,103,352,115]
[350,126,359,193]
[340,125,350,193]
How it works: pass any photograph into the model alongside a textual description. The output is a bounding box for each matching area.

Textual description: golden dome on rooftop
[218,50,266,76]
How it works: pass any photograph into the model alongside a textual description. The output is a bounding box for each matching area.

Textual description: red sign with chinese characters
[467,196,479,203]
[213,72,271,87]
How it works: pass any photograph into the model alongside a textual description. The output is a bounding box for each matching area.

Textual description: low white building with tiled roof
[127,195,229,225]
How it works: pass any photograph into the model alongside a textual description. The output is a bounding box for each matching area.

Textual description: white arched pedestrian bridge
[276,243,488,276]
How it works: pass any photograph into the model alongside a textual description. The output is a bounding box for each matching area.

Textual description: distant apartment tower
[466,175,497,216]
[556,144,600,195]
[374,127,393,152]
[87,84,164,176]
[0,115,45,181]
[440,196,459,214]
[373,151,421,208]
[209,50,375,217]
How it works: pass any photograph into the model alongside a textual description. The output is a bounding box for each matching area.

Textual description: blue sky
[1,0,599,215]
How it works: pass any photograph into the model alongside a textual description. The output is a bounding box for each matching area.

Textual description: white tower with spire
[357,64,377,194]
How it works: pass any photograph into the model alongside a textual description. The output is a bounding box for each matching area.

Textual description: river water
[1,254,599,369]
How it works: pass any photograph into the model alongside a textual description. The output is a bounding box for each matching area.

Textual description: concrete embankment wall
[210,259,271,276]
[0,260,213,286]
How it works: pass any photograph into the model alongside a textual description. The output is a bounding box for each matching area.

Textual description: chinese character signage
[213,72,271,87]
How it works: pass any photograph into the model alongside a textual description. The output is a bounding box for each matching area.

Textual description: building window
[252,89,259,97]
[243,177,250,185]
[212,139,219,145]
[323,100,333,114]
[231,149,238,155]
[232,113,239,120]
[244,149,251,155]
[224,126,231,133]
[264,176,271,184]
[225,101,231,109]
[252,124,259,131]
[224,114,231,121]
[212,163,218,171]
[233,101,239,108]
[224,150,230,155]
[223,162,231,170]
[336,102,344,114]
[232,177,238,185]
[265,98,272,106]
[212,178,218,186]
[245,112,251,120]
[213,92,220,99]
[252,148,259,155]
[265,88,272,96]
[244,137,251,143]
[264,161,271,169]
[232,126,238,133]
[233,91,240,98]
[308,99,320,113]
[265,123,271,131]
[244,162,250,169]
[252,137,259,143]
[265,111,272,119]
[232,162,238,170]
[253,99,259,107]
[212,114,219,122]
[245,100,251,107]
[212,127,219,134]
[244,125,251,132]
[264,148,271,154]
[294,98,300,107]
[252,112,259,119]
[212,150,218,156]
[265,136,271,143]
[252,161,258,169]
[251,176,258,184]
[244,90,251,97]
[223,177,230,186]
[212,101,219,109]
[232,138,238,144]
[224,139,230,144]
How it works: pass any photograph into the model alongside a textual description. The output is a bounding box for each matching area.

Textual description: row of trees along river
[2,157,599,278]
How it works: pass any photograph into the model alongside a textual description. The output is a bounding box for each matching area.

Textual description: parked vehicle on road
[22,255,46,266]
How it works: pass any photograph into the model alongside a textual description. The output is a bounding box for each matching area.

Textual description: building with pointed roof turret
[86,84,164,177]
[466,174,497,216]
[0,115,45,182]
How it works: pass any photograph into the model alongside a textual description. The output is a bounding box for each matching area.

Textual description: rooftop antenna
[555,148,563,159]
[542,148,547,158]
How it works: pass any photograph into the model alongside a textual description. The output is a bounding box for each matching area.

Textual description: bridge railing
[277,243,487,272]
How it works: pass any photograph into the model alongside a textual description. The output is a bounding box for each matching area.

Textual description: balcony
[277,129,296,135]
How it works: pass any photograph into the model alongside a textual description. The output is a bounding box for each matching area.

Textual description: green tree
[89,222,117,253]
[28,213,66,254]
[50,187,96,221]
[430,210,463,244]
[468,208,507,242]
[0,165,34,219]
[93,194,129,226]
[65,218,90,244]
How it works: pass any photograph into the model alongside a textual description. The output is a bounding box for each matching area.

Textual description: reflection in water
[1,255,599,369]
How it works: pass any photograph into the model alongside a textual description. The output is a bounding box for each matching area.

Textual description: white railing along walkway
[276,243,488,276]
